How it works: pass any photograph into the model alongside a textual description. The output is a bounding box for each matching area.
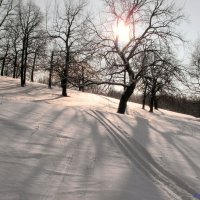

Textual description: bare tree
[188,39,200,94]
[97,0,184,114]
[0,0,16,66]
[17,0,43,86]
[47,0,96,96]
[28,30,48,82]
[0,0,15,31]
[0,36,10,76]
[143,51,181,112]
[69,61,99,92]
[4,17,22,78]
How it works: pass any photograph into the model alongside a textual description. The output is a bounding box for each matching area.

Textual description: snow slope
[0,76,200,200]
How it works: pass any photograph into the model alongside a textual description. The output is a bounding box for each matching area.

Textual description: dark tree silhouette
[97,0,184,114]
[46,0,95,96]
[17,0,42,87]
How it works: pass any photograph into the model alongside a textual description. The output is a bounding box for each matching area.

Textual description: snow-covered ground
[0,76,200,200]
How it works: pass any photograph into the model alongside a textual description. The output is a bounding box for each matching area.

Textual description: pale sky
[34,0,200,63]
[34,0,200,40]
[177,0,200,40]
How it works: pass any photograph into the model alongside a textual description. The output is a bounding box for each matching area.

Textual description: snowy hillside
[0,76,200,200]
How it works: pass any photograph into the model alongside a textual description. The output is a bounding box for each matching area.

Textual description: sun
[114,20,130,44]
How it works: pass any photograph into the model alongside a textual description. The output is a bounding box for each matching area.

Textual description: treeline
[0,0,99,94]
[158,95,200,118]
[0,0,199,115]
[107,90,200,117]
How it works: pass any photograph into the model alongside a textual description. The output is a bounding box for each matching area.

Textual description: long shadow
[1,103,184,199]
[80,110,165,200]
[149,123,200,181]
[0,101,81,199]
[17,107,81,199]
[0,84,21,90]
[1,75,198,199]
[107,112,197,195]
[32,95,64,102]
[115,112,200,193]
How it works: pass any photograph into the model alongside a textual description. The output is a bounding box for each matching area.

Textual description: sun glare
[114,21,130,44]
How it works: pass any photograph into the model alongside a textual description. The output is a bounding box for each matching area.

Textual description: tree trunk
[123,71,126,91]
[1,58,5,76]
[154,98,158,110]
[1,46,9,76]
[81,85,85,92]
[149,82,156,113]
[61,77,67,96]
[23,63,27,86]
[48,51,54,89]
[31,51,37,82]
[149,88,156,113]
[21,36,28,87]
[78,79,82,91]
[23,38,28,86]
[80,66,85,92]
[117,82,136,114]
[149,95,154,112]
[79,85,84,92]
[61,50,69,96]
[142,83,147,109]
[21,38,26,87]
[21,66,24,87]
[13,52,18,78]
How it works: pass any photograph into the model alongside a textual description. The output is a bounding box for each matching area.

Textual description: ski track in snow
[86,110,197,200]
[0,77,200,200]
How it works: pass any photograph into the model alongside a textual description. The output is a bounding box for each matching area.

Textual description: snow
[0,76,200,200]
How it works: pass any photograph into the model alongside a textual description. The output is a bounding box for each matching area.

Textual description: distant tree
[0,0,16,75]
[0,37,10,76]
[0,0,15,32]
[69,61,99,92]
[47,0,96,96]
[4,17,22,78]
[28,30,48,82]
[17,0,43,86]
[97,0,184,114]
[188,39,200,94]
[143,52,181,113]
